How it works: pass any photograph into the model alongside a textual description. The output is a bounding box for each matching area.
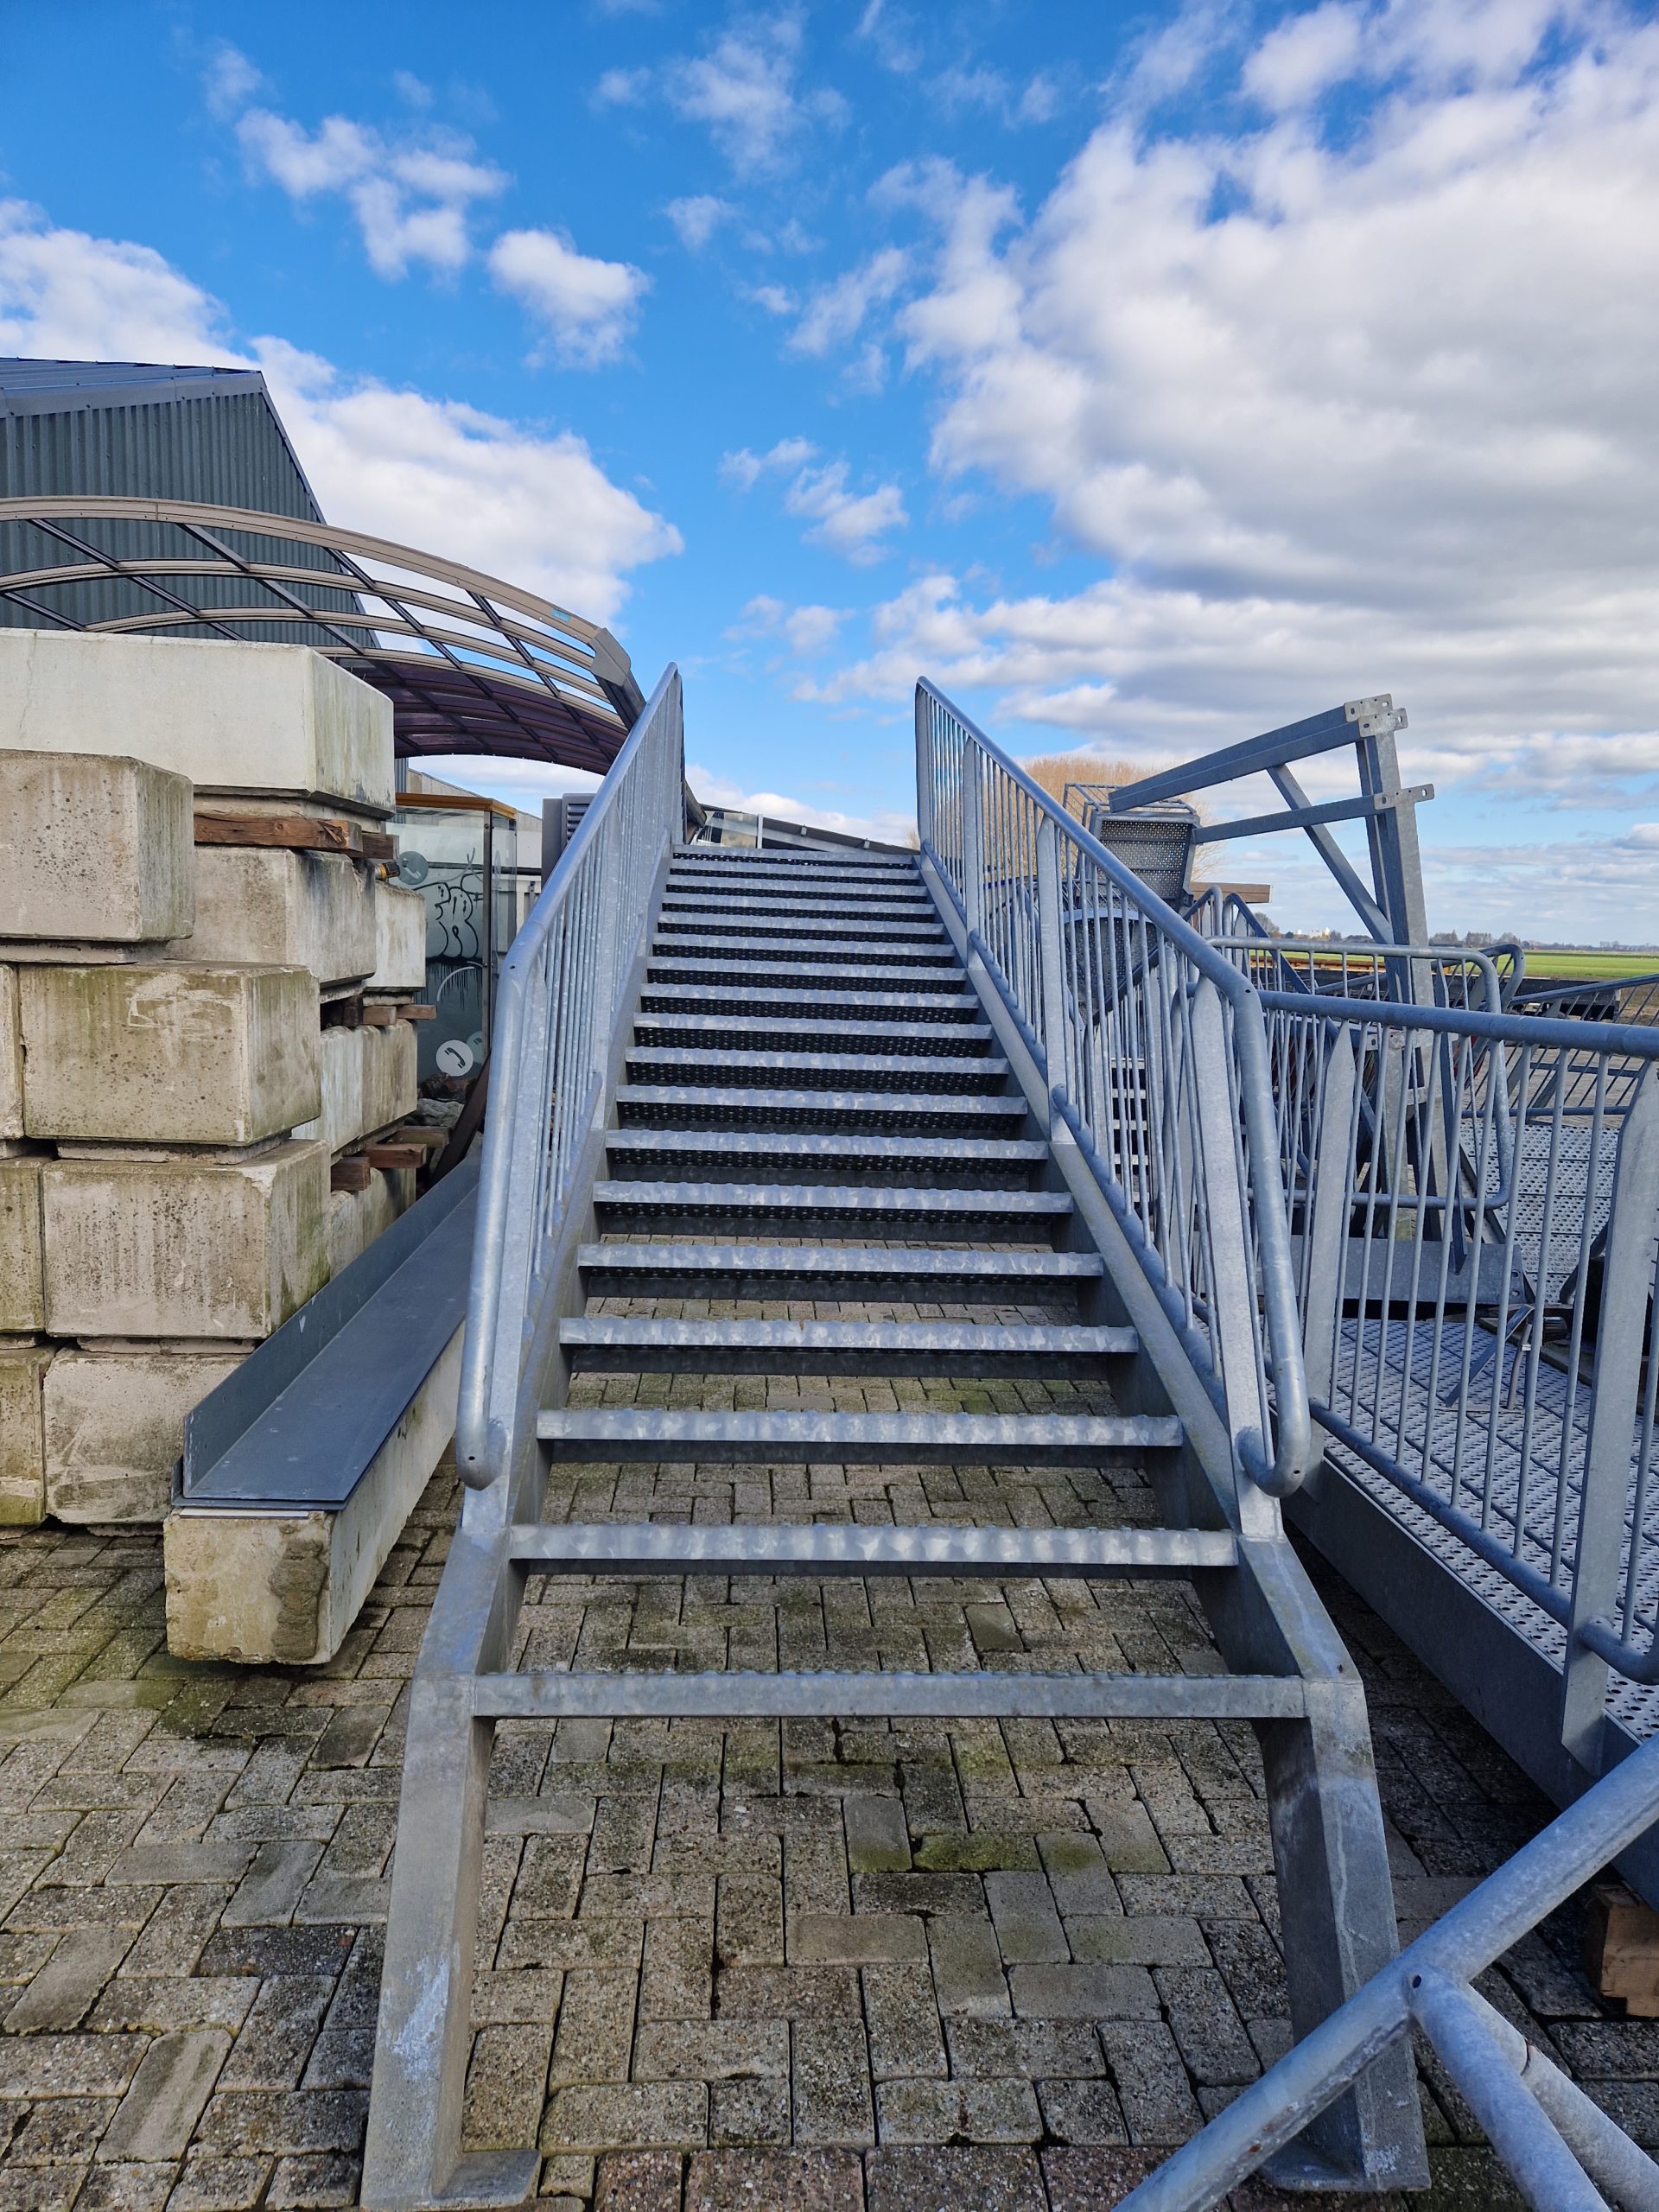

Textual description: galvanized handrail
[914,679,1311,1500]
[455,665,684,1489]
[1118,1729,1659,2210]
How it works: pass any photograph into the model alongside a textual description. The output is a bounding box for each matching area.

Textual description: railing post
[1561,1073,1659,1771]
[1303,1030,1357,1473]
[961,745,985,942]
[1191,979,1275,1536]
[914,686,933,854]
[1035,814,1065,1111]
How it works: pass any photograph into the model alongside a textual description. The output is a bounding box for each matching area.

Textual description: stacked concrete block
[0,637,434,1530]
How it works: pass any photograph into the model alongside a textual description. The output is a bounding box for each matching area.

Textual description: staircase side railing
[455,664,684,1490]
[915,678,1311,1502]
[1267,988,1659,1767]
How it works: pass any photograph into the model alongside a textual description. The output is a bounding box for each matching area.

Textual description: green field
[1519,949,1659,981]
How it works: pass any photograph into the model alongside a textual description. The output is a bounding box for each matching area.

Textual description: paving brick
[926,1916,1007,2018]
[984,1873,1068,1964]
[0,2033,144,2097]
[791,1915,925,1966]
[686,2147,862,2208]
[633,2021,788,2082]
[874,2075,1041,2145]
[1068,1916,1208,1967]
[1040,2145,1165,2209]
[866,2145,1046,2211]
[862,1964,946,2082]
[3,1926,132,2031]
[163,2153,272,2210]
[543,2082,706,2152]
[550,1971,637,2087]
[1098,2021,1203,2145]
[217,1979,333,2090]
[219,1841,322,1928]
[844,1798,910,1875]
[461,2023,555,2152]
[264,2151,361,2208]
[709,2076,791,2148]
[590,2149,684,2209]
[99,2030,231,2161]
[1007,1962,1158,2020]
[792,2019,874,2146]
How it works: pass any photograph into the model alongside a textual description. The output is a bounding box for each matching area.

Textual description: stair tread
[651,936,959,962]
[538,1408,1183,1465]
[607,1131,1046,1161]
[578,1242,1099,1275]
[639,987,979,1015]
[646,960,967,987]
[509,1519,1224,1573]
[626,1048,1007,1079]
[562,1318,1135,1351]
[474,1669,1306,1720]
[658,914,944,938]
[635,1015,993,1046]
[615,1086,1026,1116]
[592,1181,1067,1213]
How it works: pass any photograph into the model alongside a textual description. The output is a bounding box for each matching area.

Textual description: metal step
[613,1085,1028,1131]
[589,1181,1070,1238]
[656,912,946,944]
[602,1129,1049,1187]
[624,1048,1008,1096]
[575,1240,1100,1300]
[638,984,982,1024]
[660,890,933,918]
[671,846,916,873]
[541,1408,1180,1466]
[645,957,969,992]
[632,1014,995,1056]
[648,935,962,968]
[474,1669,1306,1721]
[509,1520,1224,1577]
[560,1317,1136,1376]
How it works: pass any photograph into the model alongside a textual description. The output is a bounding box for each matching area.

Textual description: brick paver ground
[1,1430,1651,2210]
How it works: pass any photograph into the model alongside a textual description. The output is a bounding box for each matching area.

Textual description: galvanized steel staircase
[365,805,1426,2205]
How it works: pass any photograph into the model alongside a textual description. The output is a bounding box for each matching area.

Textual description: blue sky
[3,0,1659,938]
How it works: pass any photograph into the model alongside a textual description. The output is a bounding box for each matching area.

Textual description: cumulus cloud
[720,438,906,562]
[794,2,1659,822]
[487,229,648,366]
[666,17,843,174]
[788,246,909,358]
[0,203,679,625]
[664,194,733,250]
[733,594,847,655]
[223,54,508,280]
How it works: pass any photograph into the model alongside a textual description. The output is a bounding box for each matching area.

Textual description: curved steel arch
[0,496,645,773]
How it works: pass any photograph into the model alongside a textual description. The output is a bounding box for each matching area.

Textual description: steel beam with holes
[508,1519,1230,1578]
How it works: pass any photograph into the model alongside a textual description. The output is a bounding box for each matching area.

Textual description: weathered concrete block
[327,1166,416,1278]
[361,1020,418,1136]
[0,633,393,813]
[164,1329,461,1663]
[0,1345,51,1526]
[294,1023,364,1154]
[0,1158,45,1334]
[20,963,320,1147]
[186,848,377,988]
[369,880,427,995]
[0,750,194,947]
[43,1140,329,1340]
[0,968,20,1138]
[45,1350,244,1524]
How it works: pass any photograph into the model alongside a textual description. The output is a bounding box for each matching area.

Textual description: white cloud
[0,200,239,363]
[784,462,907,563]
[0,204,680,626]
[593,66,651,108]
[666,18,843,174]
[232,100,507,278]
[855,0,924,75]
[745,282,796,316]
[1243,3,1364,111]
[487,228,648,366]
[664,194,733,250]
[734,594,847,655]
[204,43,264,121]
[788,245,909,358]
[720,435,906,562]
[836,2,1659,821]
[720,436,816,490]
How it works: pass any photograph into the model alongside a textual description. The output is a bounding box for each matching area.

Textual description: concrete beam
[370,880,427,996]
[43,1140,330,1340]
[185,848,377,988]
[296,1024,365,1155]
[0,634,394,815]
[0,968,20,1139]
[21,963,320,1147]
[0,1156,45,1334]
[328,1167,416,1279]
[45,1350,243,1525]
[164,1328,461,1663]
[360,1021,417,1136]
[0,750,194,949]
[0,1346,51,1526]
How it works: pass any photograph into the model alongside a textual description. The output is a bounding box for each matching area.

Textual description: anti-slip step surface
[601,1128,1049,1186]
[538,1408,1184,1467]
[558,1315,1136,1375]
[575,1241,1101,1300]
[623,1048,1010,1096]
[632,1014,996,1054]
[590,1181,1071,1238]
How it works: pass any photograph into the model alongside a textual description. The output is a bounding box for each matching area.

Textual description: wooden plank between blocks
[194,811,397,863]
[1586,1883,1659,2015]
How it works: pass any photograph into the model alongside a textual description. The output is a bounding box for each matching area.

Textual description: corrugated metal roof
[0,359,267,417]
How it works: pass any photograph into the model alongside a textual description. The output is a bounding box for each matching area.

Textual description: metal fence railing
[1211,934,1508,1014]
[455,665,684,1491]
[1262,988,1659,1760]
[914,679,1311,1504]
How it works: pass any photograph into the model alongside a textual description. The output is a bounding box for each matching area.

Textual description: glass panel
[392,806,492,1085]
